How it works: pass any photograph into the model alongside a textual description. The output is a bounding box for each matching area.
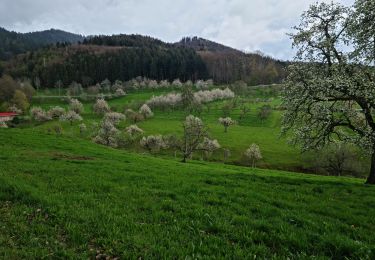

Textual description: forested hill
[0,27,84,60]
[3,32,286,87]
[5,42,208,87]
[176,36,241,53]
[81,35,287,85]
[173,36,287,84]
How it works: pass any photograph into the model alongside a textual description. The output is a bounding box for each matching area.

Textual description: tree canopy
[282,1,375,184]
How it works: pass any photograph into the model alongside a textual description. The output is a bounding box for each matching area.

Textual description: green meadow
[29,87,305,172]
[1,129,374,258]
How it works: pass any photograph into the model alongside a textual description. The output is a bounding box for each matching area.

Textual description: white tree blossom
[115,88,126,97]
[195,80,206,90]
[93,120,120,147]
[184,80,193,87]
[168,115,209,162]
[104,112,126,125]
[140,135,166,153]
[195,79,213,90]
[146,88,235,109]
[283,1,375,184]
[219,117,236,133]
[172,79,183,88]
[93,99,110,115]
[30,107,52,122]
[69,98,84,114]
[159,80,170,88]
[200,137,221,158]
[244,144,262,168]
[148,80,159,89]
[111,80,123,92]
[30,107,42,117]
[139,104,154,119]
[125,124,144,136]
[8,104,22,114]
[146,93,181,109]
[48,106,65,119]
[60,110,83,125]
[349,0,375,65]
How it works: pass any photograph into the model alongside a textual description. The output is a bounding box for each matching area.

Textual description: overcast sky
[0,0,354,60]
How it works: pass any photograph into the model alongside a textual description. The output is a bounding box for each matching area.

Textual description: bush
[125,109,144,123]
[48,106,65,119]
[79,123,87,134]
[0,76,34,109]
[221,102,233,117]
[257,105,272,123]
[10,90,29,113]
[305,143,365,177]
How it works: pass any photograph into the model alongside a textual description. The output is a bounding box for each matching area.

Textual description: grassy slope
[30,89,305,171]
[0,129,374,259]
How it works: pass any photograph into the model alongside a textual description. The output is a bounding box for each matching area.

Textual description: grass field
[28,87,309,172]
[0,129,374,258]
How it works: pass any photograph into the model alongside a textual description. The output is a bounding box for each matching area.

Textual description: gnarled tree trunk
[366,152,375,184]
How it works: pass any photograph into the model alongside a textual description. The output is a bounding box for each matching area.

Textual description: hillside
[0,129,374,258]
[2,31,286,86]
[4,43,208,87]
[0,27,84,60]
[13,82,368,176]
[177,37,287,84]
[30,86,305,172]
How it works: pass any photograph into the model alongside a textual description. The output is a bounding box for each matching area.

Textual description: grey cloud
[0,0,354,59]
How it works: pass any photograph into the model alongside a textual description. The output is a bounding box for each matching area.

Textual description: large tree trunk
[182,153,187,163]
[366,152,375,184]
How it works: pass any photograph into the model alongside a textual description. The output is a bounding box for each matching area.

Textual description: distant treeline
[6,45,208,87]
[83,34,169,48]
[3,33,287,87]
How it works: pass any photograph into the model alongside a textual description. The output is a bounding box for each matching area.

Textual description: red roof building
[0,112,18,123]
[0,112,18,117]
